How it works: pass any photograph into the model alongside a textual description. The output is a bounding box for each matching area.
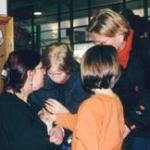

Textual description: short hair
[87,8,130,40]
[81,45,121,92]
[3,50,41,92]
[42,42,78,74]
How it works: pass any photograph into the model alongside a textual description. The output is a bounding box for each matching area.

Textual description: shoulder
[69,72,81,82]
[0,93,17,115]
[132,36,150,54]
[78,95,103,112]
[68,72,87,92]
[0,92,14,103]
[77,95,109,118]
[132,36,150,65]
[80,94,122,110]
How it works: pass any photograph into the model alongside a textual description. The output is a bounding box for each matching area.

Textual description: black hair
[3,50,41,92]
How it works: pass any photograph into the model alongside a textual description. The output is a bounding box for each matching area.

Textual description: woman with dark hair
[0,50,56,150]
[41,45,125,150]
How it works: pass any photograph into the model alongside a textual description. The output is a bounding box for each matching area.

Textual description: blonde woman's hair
[88,8,130,40]
[42,42,78,74]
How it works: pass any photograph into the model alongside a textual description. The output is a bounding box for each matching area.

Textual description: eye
[95,41,106,45]
[100,42,107,45]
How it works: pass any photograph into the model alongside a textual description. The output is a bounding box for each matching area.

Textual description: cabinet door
[0,16,14,93]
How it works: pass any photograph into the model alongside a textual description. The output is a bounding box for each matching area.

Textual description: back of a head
[42,42,78,74]
[81,45,121,92]
[88,8,130,40]
[3,50,41,92]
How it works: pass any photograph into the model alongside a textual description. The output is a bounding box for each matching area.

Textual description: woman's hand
[49,125,65,145]
[45,98,69,114]
[38,109,64,144]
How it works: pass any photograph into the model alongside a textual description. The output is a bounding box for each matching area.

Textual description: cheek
[50,75,68,84]
[52,80,61,84]
[32,74,44,90]
[51,77,65,84]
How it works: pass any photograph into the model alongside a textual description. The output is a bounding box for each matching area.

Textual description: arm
[75,102,100,150]
[39,107,77,131]
[56,113,77,131]
[44,99,77,131]
[0,106,51,149]
[115,38,150,131]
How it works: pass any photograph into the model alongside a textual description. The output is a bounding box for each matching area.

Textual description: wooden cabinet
[0,16,14,93]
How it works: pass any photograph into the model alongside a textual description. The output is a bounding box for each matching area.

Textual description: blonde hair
[42,42,77,74]
[88,8,130,40]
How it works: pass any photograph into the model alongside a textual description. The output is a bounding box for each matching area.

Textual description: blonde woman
[88,8,150,150]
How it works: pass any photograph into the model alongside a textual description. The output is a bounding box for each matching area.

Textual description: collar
[118,29,134,69]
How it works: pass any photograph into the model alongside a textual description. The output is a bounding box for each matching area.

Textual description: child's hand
[45,98,69,114]
[38,108,50,122]
[39,108,57,121]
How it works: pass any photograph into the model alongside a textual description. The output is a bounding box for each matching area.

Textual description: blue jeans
[123,135,150,150]
[62,144,71,150]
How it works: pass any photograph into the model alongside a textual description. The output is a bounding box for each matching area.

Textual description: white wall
[0,0,7,15]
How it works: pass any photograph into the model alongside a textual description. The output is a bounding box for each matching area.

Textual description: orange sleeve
[75,102,100,150]
[55,113,77,131]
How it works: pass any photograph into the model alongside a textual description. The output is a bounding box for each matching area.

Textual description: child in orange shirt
[41,45,125,150]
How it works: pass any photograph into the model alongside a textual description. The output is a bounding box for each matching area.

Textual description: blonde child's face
[47,65,70,84]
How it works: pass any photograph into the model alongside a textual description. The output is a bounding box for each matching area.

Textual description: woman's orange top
[56,94,125,150]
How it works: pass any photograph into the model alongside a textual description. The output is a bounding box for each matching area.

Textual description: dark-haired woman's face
[32,62,45,91]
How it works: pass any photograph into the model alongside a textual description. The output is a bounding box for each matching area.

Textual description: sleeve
[125,38,150,129]
[56,114,77,131]
[0,120,10,150]
[141,38,150,68]
[126,92,150,129]
[1,107,51,150]
[75,102,100,150]
[128,38,150,128]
